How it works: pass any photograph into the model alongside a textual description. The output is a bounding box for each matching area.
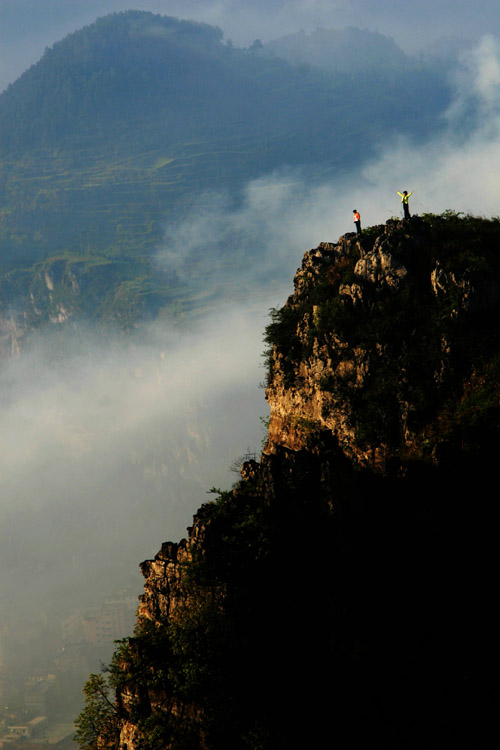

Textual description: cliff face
[0,259,85,356]
[83,214,499,750]
[266,215,500,472]
[0,254,173,357]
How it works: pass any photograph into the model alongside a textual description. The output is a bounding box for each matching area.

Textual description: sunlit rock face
[94,215,498,750]
[266,216,500,473]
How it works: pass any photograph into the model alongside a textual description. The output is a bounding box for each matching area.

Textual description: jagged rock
[240,458,259,480]
[354,237,407,287]
[339,282,363,305]
[431,262,500,310]
[430,261,449,295]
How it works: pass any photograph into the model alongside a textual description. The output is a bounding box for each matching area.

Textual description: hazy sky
[1,0,499,90]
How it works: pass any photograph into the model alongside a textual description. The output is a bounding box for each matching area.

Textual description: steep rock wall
[265,216,500,472]
[85,214,499,750]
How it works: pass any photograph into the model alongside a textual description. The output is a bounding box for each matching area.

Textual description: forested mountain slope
[0,11,451,335]
[262,26,410,72]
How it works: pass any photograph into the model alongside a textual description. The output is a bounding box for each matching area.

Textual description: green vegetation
[74,674,119,750]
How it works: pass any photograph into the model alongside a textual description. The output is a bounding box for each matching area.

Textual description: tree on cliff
[74,673,119,750]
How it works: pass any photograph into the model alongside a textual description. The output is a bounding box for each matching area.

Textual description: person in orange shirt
[353,209,361,234]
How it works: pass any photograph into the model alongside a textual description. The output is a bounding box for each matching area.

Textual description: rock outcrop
[83,214,498,750]
[266,215,500,473]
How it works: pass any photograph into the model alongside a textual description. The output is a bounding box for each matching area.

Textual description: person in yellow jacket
[397,190,413,219]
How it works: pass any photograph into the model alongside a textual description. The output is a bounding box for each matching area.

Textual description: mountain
[0,11,452,342]
[77,213,498,749]
[261,26,410,73]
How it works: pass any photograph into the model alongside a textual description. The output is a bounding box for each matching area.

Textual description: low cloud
[0,303,270,621]
[156,167,345,291]
[359,34,500,220]
[157,33,500,277]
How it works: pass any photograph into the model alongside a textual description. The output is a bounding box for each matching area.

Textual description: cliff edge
[265,213,500,472]
[77,213,499,750]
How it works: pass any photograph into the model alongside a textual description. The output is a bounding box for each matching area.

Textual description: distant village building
[61,591,137,648]
[1,716,48,749]
[24,677,54,716]
[60,611,83,645]
[82,592,136,647]
[1,589,137,748]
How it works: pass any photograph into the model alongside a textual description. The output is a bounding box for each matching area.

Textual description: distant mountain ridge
[0,11,451,333]
[261,26,409,73]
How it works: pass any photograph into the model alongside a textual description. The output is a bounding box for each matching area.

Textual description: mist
[0,303,274,623]
[157,35,500,288]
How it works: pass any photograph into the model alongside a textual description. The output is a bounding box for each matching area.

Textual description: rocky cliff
[266,214,500,473]
[78,214,498,750]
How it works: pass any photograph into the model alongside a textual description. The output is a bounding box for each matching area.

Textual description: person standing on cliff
[353,209,362,234]
[397,190,413,219]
